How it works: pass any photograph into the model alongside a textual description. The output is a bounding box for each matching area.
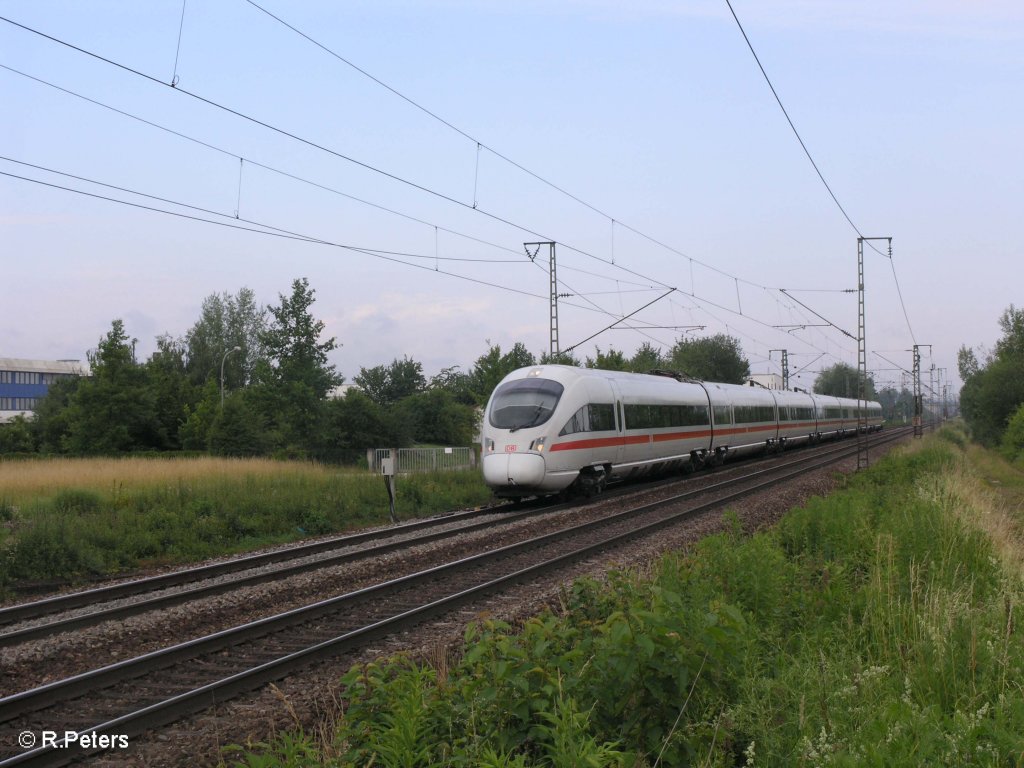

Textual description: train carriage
[482,365,883,498]
[702,381,779,460]
[613,372,712,479]
[770,388,819,448]
[815,395,853,439]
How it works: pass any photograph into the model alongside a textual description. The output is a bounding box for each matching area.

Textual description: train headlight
[530,437,546,452]
[486,438,495,453]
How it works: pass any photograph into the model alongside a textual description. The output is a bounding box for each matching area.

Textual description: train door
[696,381,717,462]
[609,379,626,468]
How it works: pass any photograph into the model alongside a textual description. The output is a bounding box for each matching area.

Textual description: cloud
[345,293,491,325]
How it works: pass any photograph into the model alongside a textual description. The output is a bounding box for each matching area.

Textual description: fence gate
[370,446,475,474]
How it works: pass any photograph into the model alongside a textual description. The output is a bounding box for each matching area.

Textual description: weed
[51,488,103,514]
[0,458,491,585]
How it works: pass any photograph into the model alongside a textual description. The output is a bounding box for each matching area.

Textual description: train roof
[496,365,881,407]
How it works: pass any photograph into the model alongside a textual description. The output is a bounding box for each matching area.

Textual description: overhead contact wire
[0,15,673,293]
[1,15,864,356]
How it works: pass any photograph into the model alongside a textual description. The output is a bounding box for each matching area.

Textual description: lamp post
[220,346,241,409]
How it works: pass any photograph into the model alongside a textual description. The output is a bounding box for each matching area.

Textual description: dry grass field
[0,455,491,586]
[0,455,355,503]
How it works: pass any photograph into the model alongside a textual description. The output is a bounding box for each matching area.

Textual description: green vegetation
[960,304,1024,447]
[233,426,1024,766]
[813,361,877,400]
[1001,403,1024,464]
[667,333,750,384]
[1,277,761,462]
[0,457,491,589]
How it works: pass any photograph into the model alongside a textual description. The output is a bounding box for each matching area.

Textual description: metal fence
[369,446,476,474]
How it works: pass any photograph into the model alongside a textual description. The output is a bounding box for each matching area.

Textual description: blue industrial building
[0,358,89,423]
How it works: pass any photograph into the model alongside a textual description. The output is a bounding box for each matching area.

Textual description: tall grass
[0,455,358,502]
[0,456,491,589]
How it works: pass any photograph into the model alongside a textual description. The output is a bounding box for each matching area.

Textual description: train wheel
[577,466,607,497]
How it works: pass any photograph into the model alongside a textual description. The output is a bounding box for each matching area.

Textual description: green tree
[31,376,80,453]
[960,355,1024,446]
[320,390,412,463]
[179,380,220,451]
[628,342,665,373]
[995,304,1024,360]
[0,415,35,453]
[465,342,537,405]
[256,278,342,452]
[668,333,749,384]
[208,389,272,457]
[584,347,629,371]
[145,334,194,450]
[429,366,475,404]
[540,349,581,366]
[184,287,266,390]
[876,385,914,423]
[261,278,340,397]
[354,357,426,406]
[957,344,982,382]
[813,362,877,399]
[959,305,1024,446]
[397,389,478,445]
[63,320,162,453]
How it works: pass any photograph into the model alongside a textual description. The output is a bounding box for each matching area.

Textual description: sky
[2,1,1021,400]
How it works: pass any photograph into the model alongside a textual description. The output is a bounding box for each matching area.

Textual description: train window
[623,403,709,429]
[713,405,732,425]
[559,403,616,435]
[734,405,776,423]
[559,406,587,436]
[793,407,812,421]
[588,404,616,432]
[684,404,710,426]
[489,378,564,430]
[624,404,651,429]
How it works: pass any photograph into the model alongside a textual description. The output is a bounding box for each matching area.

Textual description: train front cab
[482,371,570,496]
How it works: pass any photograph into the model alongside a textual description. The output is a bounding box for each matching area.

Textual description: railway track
[0,429,895,648]
[0,503,533,646]
[0,428,909,766]
[0,432,841,647]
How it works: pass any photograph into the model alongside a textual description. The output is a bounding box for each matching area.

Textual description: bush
[999,402,1024,462]
[51,488,103,515]
[0,459,492,585]
[4,519,105,580]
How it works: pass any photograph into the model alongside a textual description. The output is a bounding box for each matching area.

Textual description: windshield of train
[488,378,564,431]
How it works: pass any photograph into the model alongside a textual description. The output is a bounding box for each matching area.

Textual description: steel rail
[0,505,505,628]
[0,429,896,645]
[0,507,542,647]
[0,429,906,767]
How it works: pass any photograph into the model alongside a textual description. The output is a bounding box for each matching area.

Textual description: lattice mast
[856,237,891,470]
[912,344,926,437]
[525,241,559,358]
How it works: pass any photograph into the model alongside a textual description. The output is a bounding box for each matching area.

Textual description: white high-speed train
[481,365,883,498]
